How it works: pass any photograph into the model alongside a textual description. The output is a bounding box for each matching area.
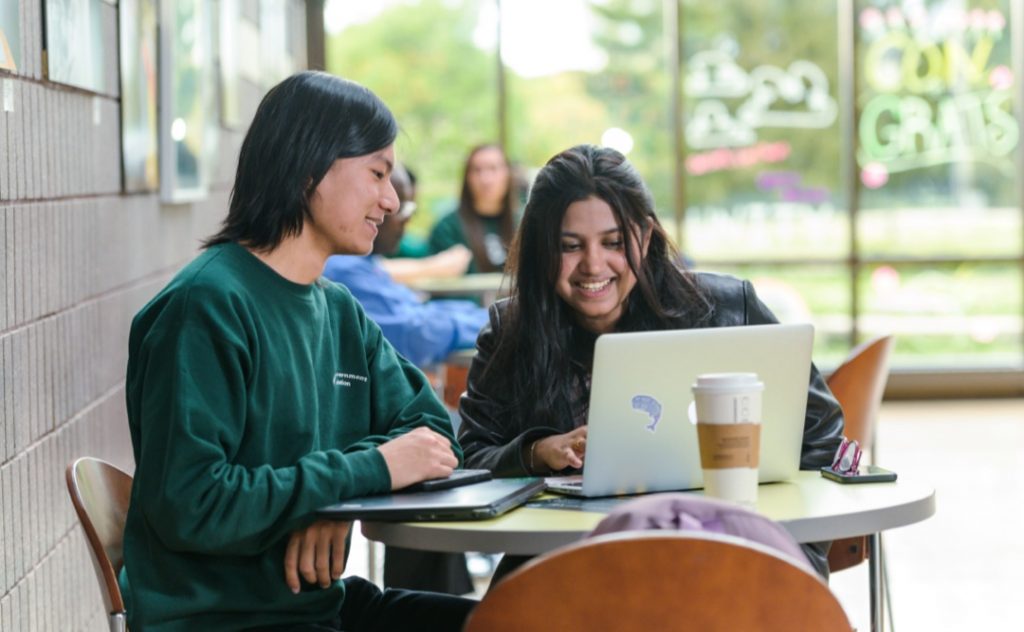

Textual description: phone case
[402,469,493,493]
[820,464,897,484]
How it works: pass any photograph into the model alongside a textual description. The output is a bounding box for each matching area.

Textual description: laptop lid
[316,477,545,522]
[577,323,813,497]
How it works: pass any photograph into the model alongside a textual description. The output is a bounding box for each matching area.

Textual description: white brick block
[44,318,55,433]
[12,80,23,199]
[25,82,35,200]
[10,205,22,325]
[33,324,43,441]
[55,315,67,427]
[3,334,12,461]
[26,325,36,445]
[0,334,6,463]
[11,456,22,582]
[3,208,12,327]
[25,569,34,632]
[38,204,50,318]
[23,205,35,323]
[12,330,26,453]
[0,462,8,594]
[31,84,42,201]
[48,436,58,547]
[26,448,38,573]
[0,95,9,201]
[77,92,86,196]
[39,84,49,199]
[4,462,15,587]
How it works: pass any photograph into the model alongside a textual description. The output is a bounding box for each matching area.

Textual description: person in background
[428,144,518,273]
[388,168,432,259]
[121,71,476,631]
[378,166,475,283]
[322,164,488,369]
[457,144,845,582]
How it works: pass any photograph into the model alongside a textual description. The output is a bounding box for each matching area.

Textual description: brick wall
[0,1,307,628]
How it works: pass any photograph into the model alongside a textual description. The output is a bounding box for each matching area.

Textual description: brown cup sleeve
[697,423,761,469]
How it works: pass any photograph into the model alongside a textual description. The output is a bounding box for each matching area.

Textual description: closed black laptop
[317,477,545,522]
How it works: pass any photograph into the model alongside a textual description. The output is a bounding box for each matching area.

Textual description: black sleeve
[457,304,559,476]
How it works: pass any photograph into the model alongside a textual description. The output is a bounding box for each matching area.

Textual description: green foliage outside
[327,0,499,237]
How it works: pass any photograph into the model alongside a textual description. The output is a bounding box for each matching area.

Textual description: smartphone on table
[820,464,897,484]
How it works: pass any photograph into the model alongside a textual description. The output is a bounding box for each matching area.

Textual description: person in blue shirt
[322,165,488,368]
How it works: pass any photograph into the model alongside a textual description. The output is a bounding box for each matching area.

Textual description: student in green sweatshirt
[122,71,477,632]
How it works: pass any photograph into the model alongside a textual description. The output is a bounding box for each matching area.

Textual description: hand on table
[533,426,588,472]
[284,519,351,593]
[378,426,458,490]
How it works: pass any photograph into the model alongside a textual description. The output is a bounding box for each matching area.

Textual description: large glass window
[680,0,846,360]
[854,0,1022,367]
[681,0,844,263]
[323,0,1024,378]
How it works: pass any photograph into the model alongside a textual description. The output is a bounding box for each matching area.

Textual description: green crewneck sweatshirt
[121,242,460,631]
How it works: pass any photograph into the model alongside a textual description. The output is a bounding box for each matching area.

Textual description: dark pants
[383,546,473,594]
[251,576,476,632]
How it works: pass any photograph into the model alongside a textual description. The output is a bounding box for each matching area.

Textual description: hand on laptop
[378,426,458,490]
[284,519,351,593]
[533,426,588,471]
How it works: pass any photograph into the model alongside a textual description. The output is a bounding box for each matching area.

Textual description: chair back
[825,335,893,573]
[442,349,475,409]
[826,335,894,453]
[464,531,852,632]
[66,457,132,619]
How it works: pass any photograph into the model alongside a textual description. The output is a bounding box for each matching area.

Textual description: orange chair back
[465,532,852,632]
[66,457,133,616]
[826,335,894,454]
[825,335,894,573]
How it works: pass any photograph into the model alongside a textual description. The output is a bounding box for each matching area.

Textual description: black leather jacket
[457,271,845,576]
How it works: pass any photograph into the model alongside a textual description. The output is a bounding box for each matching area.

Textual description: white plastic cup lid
[692,372,764,392]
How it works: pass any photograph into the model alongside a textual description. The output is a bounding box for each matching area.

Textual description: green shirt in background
[121,242,460,631]
[427,211,507,273]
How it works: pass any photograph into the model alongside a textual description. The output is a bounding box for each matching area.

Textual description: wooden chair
[66,457,133,632]
[464,531,853,632]
[826,335,894,573]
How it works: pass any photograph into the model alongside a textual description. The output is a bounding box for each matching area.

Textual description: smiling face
[306,146,398,257]
[554,196,649,334]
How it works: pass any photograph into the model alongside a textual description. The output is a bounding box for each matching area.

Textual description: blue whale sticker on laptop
[631,395,662,431]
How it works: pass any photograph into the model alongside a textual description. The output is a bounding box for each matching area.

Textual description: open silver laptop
[547,323,814,498]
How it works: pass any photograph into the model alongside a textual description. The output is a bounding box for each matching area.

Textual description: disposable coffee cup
[692,373,764,507]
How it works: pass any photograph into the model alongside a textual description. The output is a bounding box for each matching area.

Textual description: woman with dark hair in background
[428,143,518,273]
[457,144,845,580]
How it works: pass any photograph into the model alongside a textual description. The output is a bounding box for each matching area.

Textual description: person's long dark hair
[482,144,711,428]
[204,71,398,251]
[457,144,517,272]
